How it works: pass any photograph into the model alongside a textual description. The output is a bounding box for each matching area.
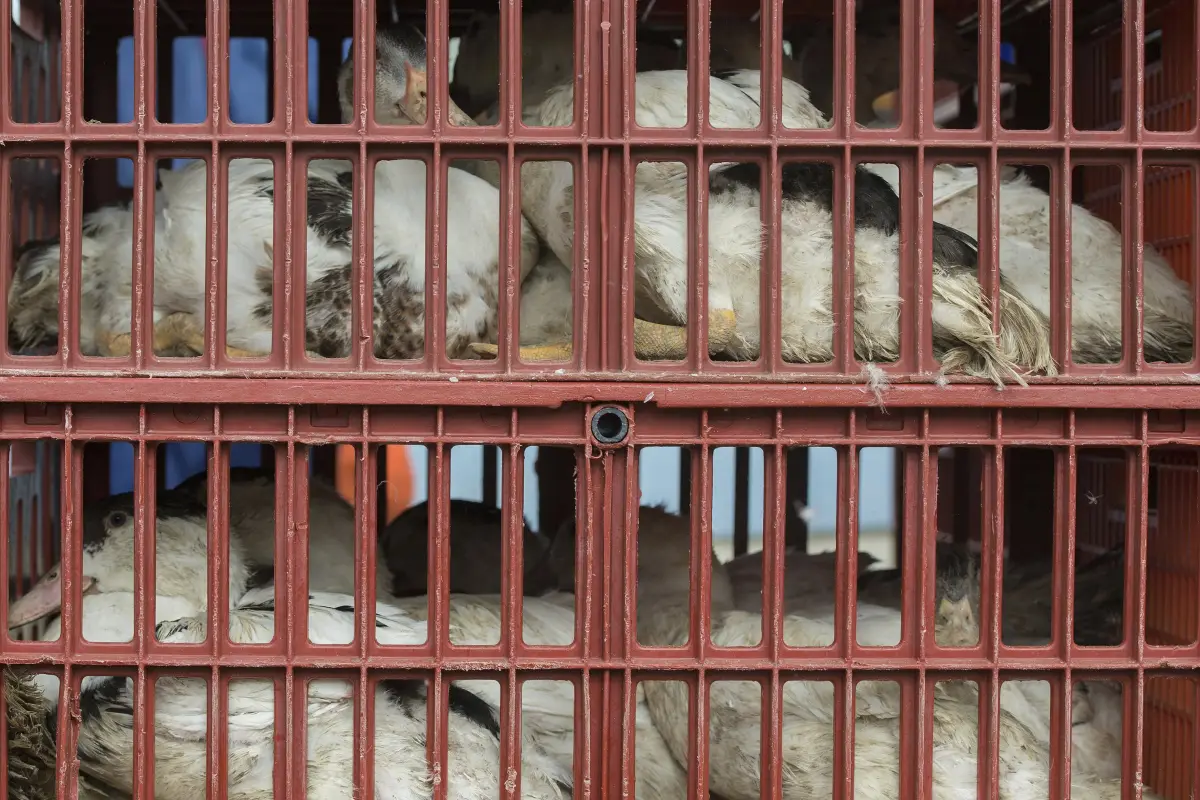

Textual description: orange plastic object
[334,443,413,525]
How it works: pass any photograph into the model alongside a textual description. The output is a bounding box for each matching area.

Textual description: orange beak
[400,62,475,127]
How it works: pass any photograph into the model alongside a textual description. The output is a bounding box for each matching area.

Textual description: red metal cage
[4,0,1200,798]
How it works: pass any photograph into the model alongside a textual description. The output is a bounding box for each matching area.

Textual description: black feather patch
[237,598,279,614]
[447,685,500,739]
[931,221,980,268]
[251,171,275,200]
[379,678,426,722]
[707,161,902,236]
[709,161,982,268]
[79,677,132,723]
[306,172,353,248]
[12,236,59,262]
[711,68,746,84]
[246,566,275,590]
[154,618,194,640]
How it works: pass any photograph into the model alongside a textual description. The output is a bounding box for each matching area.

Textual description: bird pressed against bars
[3,2,1197,799]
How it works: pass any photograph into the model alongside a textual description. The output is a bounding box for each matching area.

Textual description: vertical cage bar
[495,1,522,370]
[694,417,714,654]
[834,152,857,374]
[211,0,229,133]
[913,0,934,375]
[58,141,83,369]
[279,0,305,371]
[354,0,375,131]
[357,430,378,800]
[52,432,80,799]
[501,437,524,798]
[0,0,11,129]
[1055,442,1079,655]
[760,443,784,800]
[208,151,229,368]
[427,448,450,800]
[833,0,858,372]
[759,0,782,373]
[288,152,311,367]
[687,0,711,370]
[978,0,1001,138]
[1129,418,1151,795]
[836,437,860,653]
[428,438,450,648]
[0,152,10,362]
[580,0,601,372]
[280,429,300,798]
[0,441,8,635]
[1126,1,1148,373]
[205,438,229,800]
[352,149,373,369]
[130,0,155,369]
[916,435,935,661]
[1052,0,1075,372]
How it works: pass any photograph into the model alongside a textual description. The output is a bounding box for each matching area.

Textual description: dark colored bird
[856,540,1126,647]
[381,499,559,597]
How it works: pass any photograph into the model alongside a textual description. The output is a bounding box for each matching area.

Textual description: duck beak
[400,63,475,127]
[7,569,95,630]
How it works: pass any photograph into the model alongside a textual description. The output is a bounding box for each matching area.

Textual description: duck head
[6,490,252,630]
[338,23,474,127]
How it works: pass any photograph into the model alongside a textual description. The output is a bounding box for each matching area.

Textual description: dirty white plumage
[7,24,540,363]
[12,491,569,800]
[469,68,1055,385]
[605,505,1147,799]
[70,588,570,800]
[790,8,1194,364]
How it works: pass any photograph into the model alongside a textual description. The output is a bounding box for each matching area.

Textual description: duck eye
[107,511,128,528]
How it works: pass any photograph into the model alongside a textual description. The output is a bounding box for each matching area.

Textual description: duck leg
[95,313,267,359]
[632,308,737,360]
[469,308,738,362]
[468,340,574,362]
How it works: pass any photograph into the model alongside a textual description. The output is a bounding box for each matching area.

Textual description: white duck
[69,588,571,800]
[7,24,541,363]
[467,67,1054,385]
[5,489,250,637]
[586,505,1147,799]
[10,493,570,800]
[792,7,1194,365]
